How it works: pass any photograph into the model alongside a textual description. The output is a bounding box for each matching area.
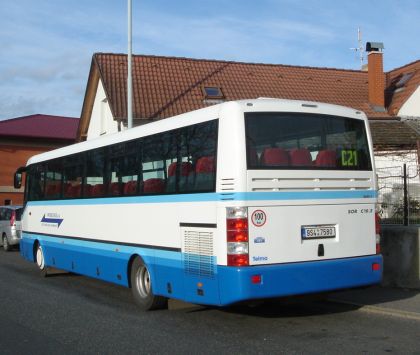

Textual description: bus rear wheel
[130,257,167,311]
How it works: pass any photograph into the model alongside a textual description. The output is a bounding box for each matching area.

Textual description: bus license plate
[301,225,336,239]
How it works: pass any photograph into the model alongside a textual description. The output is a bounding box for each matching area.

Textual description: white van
[0,206,23,251]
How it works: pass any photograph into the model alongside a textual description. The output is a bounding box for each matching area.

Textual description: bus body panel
[248,203,376,265]
[217,254,382,305]
[21,228,382,307]
[23,197,218,250]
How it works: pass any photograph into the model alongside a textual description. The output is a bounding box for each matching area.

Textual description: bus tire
[34,242,48,277]
[130,257,167,311]
[3,234,11,252]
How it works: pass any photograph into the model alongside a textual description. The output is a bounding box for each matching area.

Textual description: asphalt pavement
[1,249,419,354]
[329,285,420,321]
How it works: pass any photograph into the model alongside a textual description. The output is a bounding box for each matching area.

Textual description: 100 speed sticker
[251,210,266,227]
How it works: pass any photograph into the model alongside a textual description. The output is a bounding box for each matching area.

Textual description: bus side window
[166,162,178,193]
[63,154,84,199]
[45,160,63,200]
[183,120,218,192]
[85,149,106,198]
[141,130,178,193]
[28,164,45,201]
[195,156,215,191]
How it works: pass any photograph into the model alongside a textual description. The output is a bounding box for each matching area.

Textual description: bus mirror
[14,167,25,189]
[14,173,22,189]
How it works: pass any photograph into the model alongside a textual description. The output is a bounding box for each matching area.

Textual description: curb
[327,298,420,321]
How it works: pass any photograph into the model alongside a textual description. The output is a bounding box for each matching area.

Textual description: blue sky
[0,0,419,120]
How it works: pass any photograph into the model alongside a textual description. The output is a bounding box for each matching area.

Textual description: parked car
[0,206,23,251]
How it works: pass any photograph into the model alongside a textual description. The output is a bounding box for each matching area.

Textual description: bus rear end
[218,102,382,305]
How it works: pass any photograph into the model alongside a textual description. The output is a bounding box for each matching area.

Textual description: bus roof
[26,99,366,166]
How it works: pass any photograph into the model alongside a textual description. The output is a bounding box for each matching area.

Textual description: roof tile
[0,114,79,140]
[386,60,420,115]
[94,53,396,121]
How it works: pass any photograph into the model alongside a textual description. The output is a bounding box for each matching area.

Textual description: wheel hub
[136,266,151,298]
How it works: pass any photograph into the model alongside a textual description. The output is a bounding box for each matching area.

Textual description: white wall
[86,80,119,140]
[399,86,420,117]
[375,150,418,170]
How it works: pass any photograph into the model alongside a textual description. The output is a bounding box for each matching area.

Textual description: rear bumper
[4,231,21,246]
[8,237,21,246]
[218,255,382,305]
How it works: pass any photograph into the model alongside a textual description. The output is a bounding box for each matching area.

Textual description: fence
[377,164,420,225]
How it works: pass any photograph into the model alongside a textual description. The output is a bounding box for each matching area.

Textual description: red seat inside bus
[65,184,82,198]
[123,180,137,195]
[196,156,215,173]
[109,182,120,196]
[195,156,215,190]
[91,184,105,197]
[45,182,60,197]
[260,147,289,166]
[290,148,312,166]
[144,178,165,193]
[167,162,193,192]
[168,162,193,177]
[315,150,336,167]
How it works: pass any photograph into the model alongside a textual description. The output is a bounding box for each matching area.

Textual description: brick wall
[368,52,385,107]
[0,143,60,205]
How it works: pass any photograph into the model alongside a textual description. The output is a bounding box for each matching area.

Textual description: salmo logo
[41,213,64,228]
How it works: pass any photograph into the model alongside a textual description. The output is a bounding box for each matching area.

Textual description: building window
[395,72,414,88]
[203,86,224,99]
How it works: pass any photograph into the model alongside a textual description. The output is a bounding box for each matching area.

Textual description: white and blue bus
[15,99,382,310]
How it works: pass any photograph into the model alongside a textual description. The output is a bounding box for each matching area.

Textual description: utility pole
[127,0,133,129]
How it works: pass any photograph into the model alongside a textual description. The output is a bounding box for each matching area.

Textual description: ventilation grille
[220,178,235,191]
[183,230,215,278]
[250,176,373,191]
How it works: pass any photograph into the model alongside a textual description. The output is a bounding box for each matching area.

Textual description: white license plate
[301,225,336,239]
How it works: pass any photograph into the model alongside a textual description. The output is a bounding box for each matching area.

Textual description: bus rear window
[245,112,372,170]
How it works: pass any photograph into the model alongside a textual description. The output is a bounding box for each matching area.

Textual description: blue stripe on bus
[20,232,221,304]
[20,231,382,306]
[26,190,377,206]
[20,232,183,286]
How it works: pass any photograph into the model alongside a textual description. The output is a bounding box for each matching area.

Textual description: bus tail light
[227,254,249,267]
[372,263,381,271]
[251,274,262,284]
[10,210,16,227]
[226,207,249,267]
[375,212,381,254]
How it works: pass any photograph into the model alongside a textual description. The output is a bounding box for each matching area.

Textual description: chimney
[366,42,385,110]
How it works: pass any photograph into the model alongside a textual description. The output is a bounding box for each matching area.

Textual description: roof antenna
[350,27,364,68]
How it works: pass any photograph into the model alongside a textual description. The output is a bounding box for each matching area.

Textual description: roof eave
[77,55,101,142]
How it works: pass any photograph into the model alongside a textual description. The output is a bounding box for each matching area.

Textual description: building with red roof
[77,45,419,169]
[0,114,79,204]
